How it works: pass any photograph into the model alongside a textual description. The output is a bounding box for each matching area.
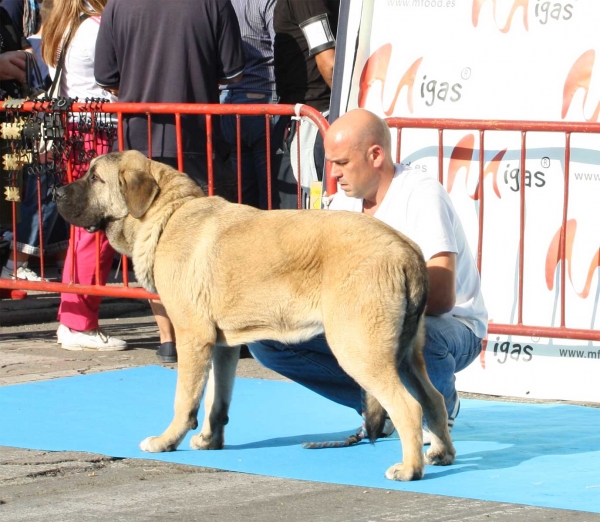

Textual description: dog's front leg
[140,336,214,453]
[191,345,241,450]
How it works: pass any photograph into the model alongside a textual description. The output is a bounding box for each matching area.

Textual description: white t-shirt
[329,164,488,339]
[49,16,116,101]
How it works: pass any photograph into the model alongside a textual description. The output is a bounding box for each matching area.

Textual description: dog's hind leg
[190,345,241,450]
[327,332,425,481]
[398,322,455,465]
[140,330,215,453]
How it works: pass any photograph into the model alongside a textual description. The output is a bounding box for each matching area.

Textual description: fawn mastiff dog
[55,150,455,481]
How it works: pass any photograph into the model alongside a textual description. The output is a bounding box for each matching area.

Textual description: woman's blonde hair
[41,0,108,67]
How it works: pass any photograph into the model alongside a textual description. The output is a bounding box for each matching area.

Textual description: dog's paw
[424,447,455,466]
[385,463,424,481]
[190,432,224,450]
[139,436,177,453]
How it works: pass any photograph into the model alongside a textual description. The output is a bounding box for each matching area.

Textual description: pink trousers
[57,228,115,330]
[57,128,115,331]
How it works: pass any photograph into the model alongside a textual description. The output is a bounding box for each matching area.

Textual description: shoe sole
[59,342,127,352]
[156,354,177,363]
[1,270,44,282]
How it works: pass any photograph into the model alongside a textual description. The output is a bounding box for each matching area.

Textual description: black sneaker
[157,342,177,363]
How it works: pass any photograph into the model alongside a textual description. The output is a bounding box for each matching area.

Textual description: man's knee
[246,340,285,370]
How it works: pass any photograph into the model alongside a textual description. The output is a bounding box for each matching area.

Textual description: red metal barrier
[0,101,330,300]
[386,117,600,342]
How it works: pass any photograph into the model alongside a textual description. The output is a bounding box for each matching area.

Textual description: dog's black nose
[53,186,66,202]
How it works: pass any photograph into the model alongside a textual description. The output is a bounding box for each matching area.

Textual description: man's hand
[220,72,244,86]
[0,51,27,83]
[322,191,335,209]
[426,252,457,316]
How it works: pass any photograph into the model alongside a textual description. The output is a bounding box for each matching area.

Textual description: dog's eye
[89,173,99,182]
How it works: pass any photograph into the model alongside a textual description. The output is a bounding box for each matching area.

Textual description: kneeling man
[249,109,488,442]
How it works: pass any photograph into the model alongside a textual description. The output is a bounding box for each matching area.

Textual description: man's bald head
[324,109,396,204]
[326,109,392,156]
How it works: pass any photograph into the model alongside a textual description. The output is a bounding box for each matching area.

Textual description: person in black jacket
[95,0,246,364]
[271,0,340,209]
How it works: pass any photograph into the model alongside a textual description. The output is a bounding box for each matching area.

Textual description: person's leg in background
[56,227,126,350]
[220,89,277,209]
[270,115,298,209]
[1,165,67,281]
[149,298,176,363]
[147,153,240,363]
[56,130,127,351]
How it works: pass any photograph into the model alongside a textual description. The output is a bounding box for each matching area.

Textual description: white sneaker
[56,324,128,351]
[1,265,45,281]
[422,398,461,445]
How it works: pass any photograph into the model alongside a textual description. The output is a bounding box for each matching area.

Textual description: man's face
[324,134,378,200]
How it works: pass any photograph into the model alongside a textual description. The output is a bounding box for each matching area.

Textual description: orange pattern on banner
[472,0,529,33]
[545,219,600,299]
[358,44,422,116]
[562,50,600,122]
[447,134,506,199]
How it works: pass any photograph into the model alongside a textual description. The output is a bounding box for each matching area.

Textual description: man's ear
[370,144,385,168]
[119,168,160,219]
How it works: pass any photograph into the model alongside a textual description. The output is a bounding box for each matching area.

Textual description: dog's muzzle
[53,185,67,202]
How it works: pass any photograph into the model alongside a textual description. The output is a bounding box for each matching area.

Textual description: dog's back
[154,199,428,347]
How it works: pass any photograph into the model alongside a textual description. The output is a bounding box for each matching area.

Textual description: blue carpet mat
[1,366,598,513]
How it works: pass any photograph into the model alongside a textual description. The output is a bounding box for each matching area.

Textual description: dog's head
[56,151,160,233]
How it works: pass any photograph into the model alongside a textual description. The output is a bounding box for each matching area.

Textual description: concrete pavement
[0,290,598,521]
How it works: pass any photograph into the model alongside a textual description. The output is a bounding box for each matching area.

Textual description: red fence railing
[386,117,600,341]
[1,101,598,342]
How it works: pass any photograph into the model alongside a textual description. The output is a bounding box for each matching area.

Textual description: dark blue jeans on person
[220,89,278,209]
[248,315,482,419]
[3,165,69,257]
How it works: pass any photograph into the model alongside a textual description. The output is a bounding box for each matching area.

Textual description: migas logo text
[358,44,464,115]
[472,0,576,33]
[446,134,546,200]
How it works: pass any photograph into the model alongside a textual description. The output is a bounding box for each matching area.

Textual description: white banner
[334,0,600,402]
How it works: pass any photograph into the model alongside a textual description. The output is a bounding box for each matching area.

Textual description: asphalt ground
[0,287,598,522]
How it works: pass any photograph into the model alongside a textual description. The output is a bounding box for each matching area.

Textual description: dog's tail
[399,263,429,359]
[364,264,429,444]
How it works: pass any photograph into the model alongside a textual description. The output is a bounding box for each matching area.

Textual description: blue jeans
[3,165,69,257]
[248,315,482,419]
[220,89,277,209]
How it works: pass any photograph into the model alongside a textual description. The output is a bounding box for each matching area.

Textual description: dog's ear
[119,168,160,219]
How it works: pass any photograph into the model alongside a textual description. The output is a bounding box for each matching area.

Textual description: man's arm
[217,0,245,88]
[94,4,120,96]
[314,48,335,88]
[297,4,337,88]
[426,252,456,316]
